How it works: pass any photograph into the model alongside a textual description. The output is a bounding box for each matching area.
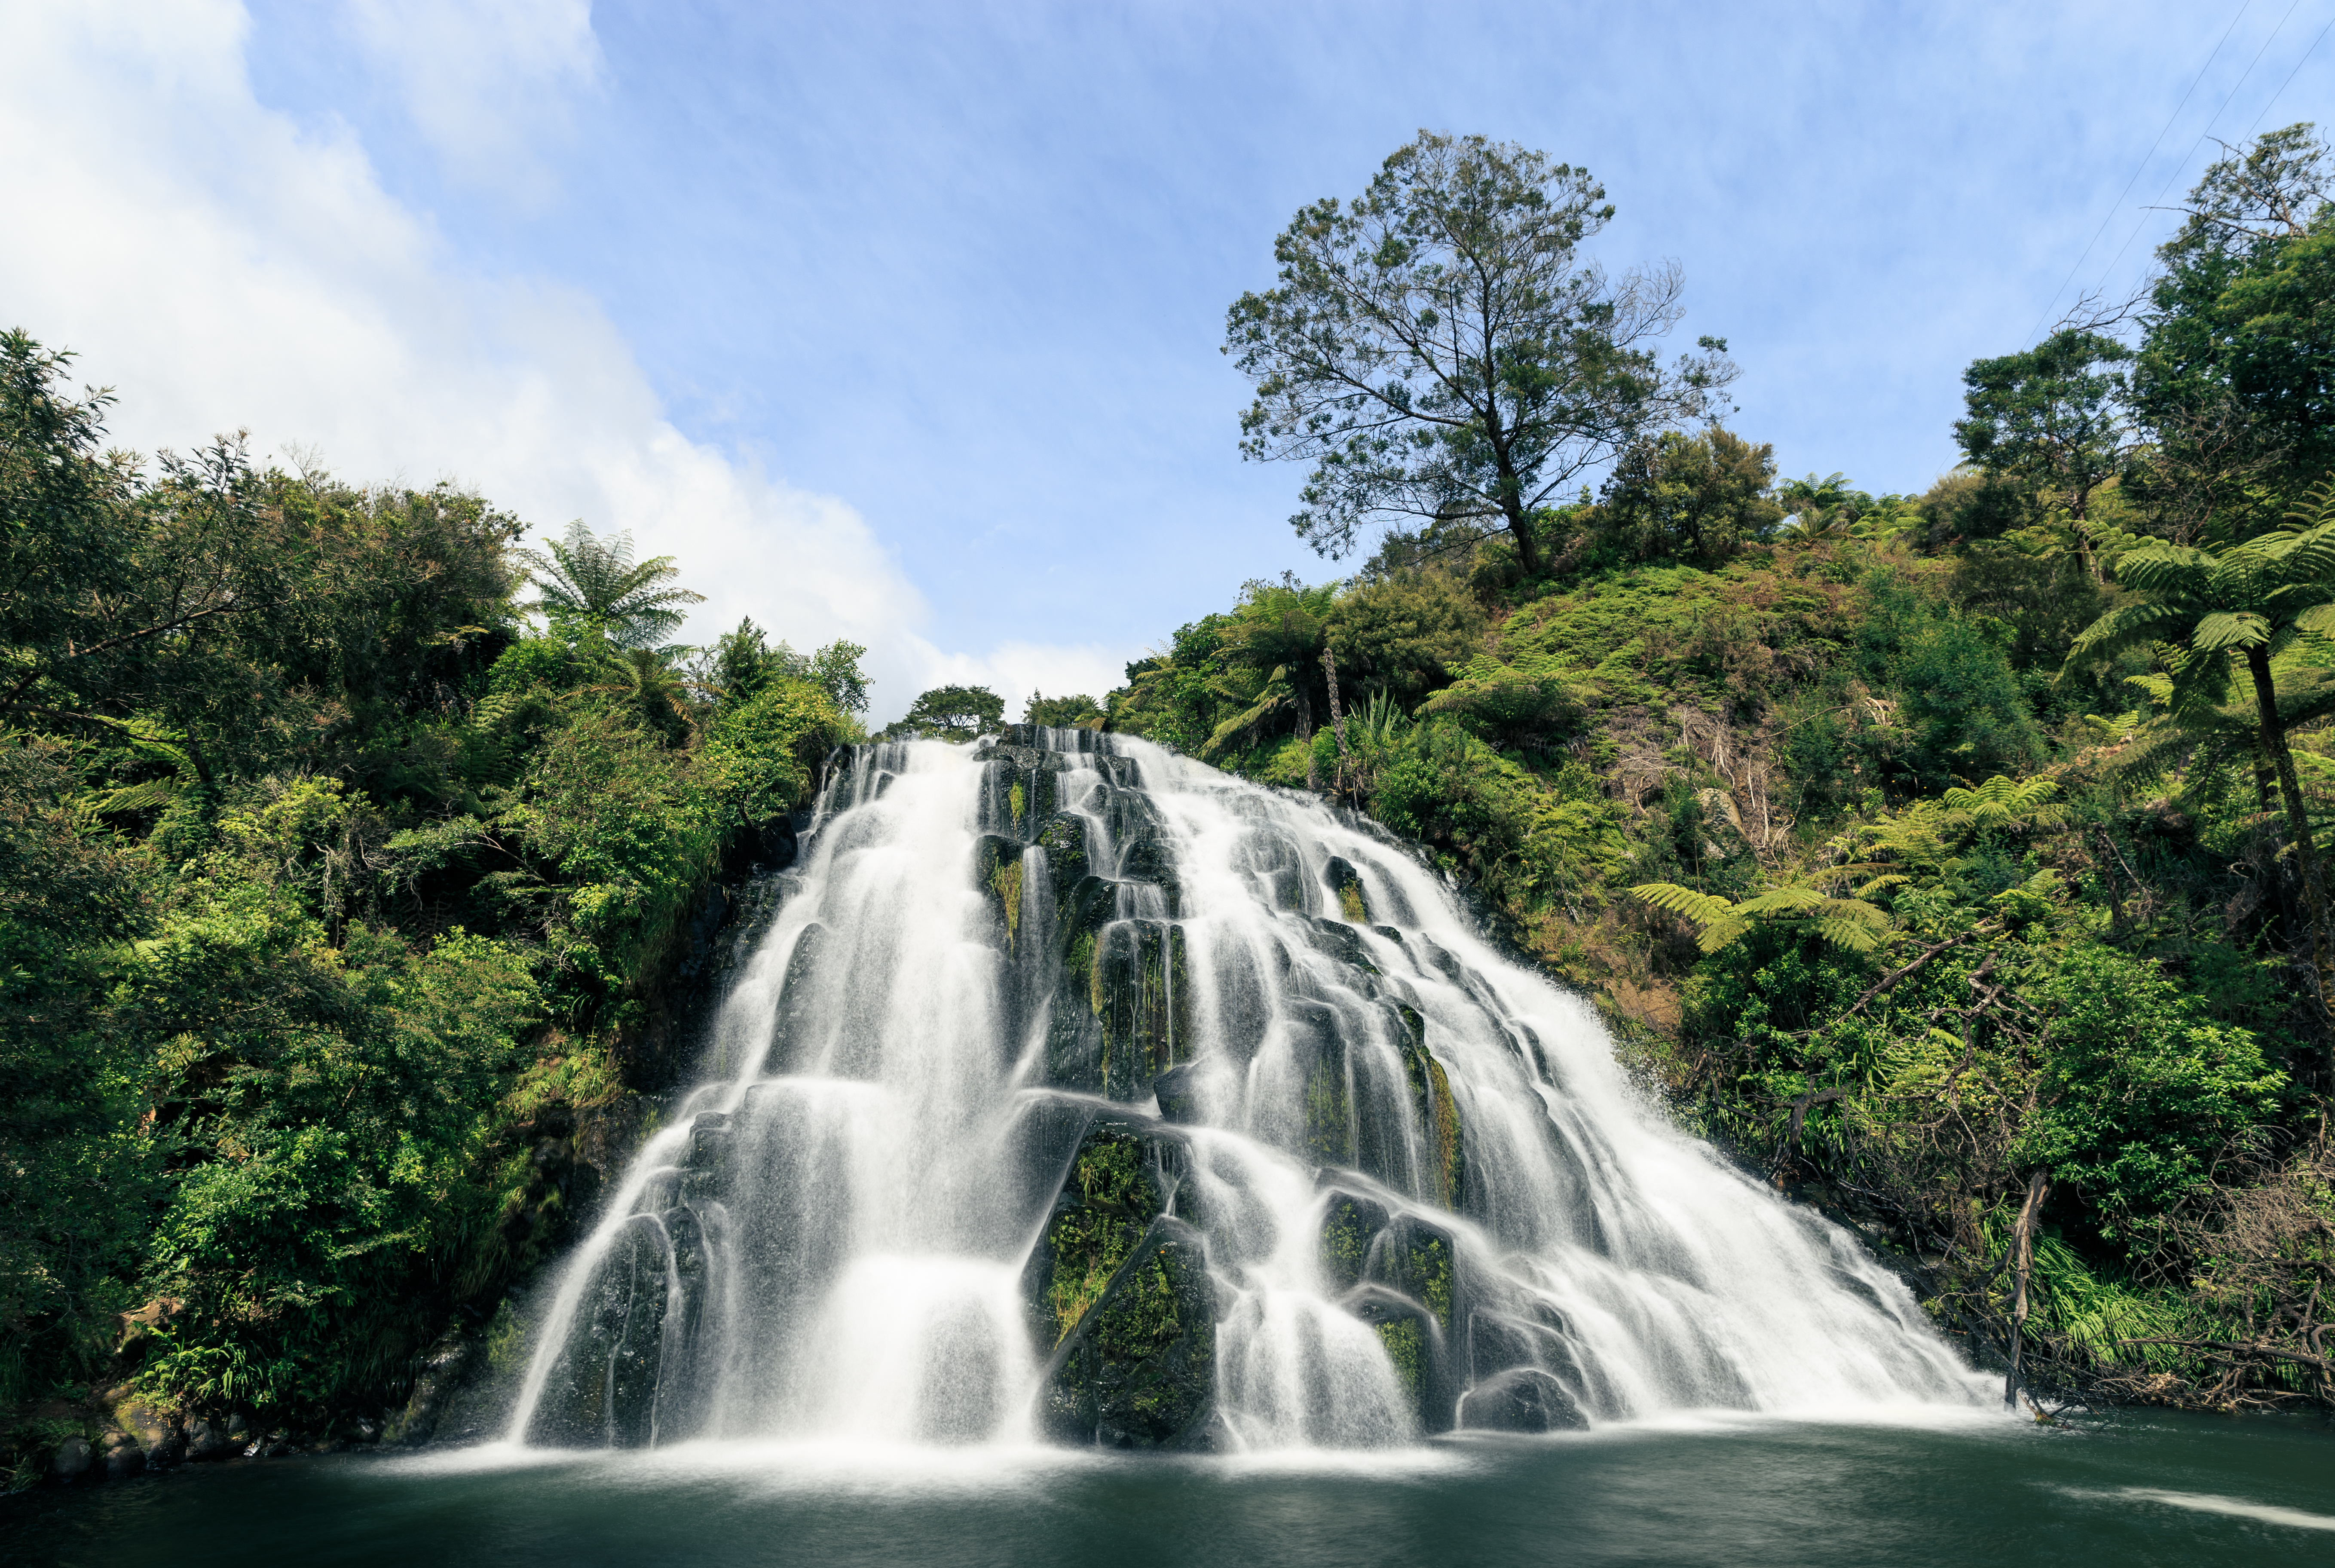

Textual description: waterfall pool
[9,1408,2332,1566]
[25,727,2327,1560]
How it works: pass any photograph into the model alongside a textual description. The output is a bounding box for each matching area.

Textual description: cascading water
[504,726,1987,1454]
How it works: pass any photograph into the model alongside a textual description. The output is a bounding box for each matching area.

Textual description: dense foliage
[11,120,2335,1472]
[1111,125,2335,1414]
[0,330,862,1460]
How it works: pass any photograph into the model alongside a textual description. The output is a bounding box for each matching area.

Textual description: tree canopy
[517,520,704,650]
[1225,130,1735,576]
[888,683,1006,742]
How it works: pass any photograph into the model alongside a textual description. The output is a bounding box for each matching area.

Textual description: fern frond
[1628,882,1740,927]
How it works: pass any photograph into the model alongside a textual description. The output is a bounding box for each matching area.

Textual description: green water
[8,1410,2332,1566]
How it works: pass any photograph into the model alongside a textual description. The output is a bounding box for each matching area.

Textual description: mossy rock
[975,834,1028,954]
[1115,834,1181,915]
[1233,825,1308,911]
[1039,876,1123,1093]
[1038,1215,1217,1450]
[1056,874,1120,958]
[1152,1061,1203,1125]
[1035,813,1090,900]
[1392,1004,1466,1210]
[1317,1186,1393,1295]
[1092,920,1189,1101]
[1307,917,1380,976]
[1022,1121,1184,1351]
[1355,1215,1463,1433]
[1287,1000,1354,1167]
[1322,856,1371,925]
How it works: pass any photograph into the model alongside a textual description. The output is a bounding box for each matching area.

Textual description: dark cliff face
[511,724,1980,1453]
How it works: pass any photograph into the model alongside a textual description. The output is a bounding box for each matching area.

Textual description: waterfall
[503,726,1987,1452]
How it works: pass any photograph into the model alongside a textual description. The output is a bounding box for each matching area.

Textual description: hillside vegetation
[1097,127,2335,1415]
[8,122,2335,1479]
[0,330,864,1474]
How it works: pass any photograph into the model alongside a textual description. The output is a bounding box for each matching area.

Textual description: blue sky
[7,1,2333,720]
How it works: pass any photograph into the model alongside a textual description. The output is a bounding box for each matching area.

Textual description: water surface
[12,1409,2332,1566]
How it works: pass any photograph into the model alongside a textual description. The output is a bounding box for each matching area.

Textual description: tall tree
[2133,124,2335,540]
[888,684,1005,742]
[2066,503,2335,1045]
[1224,131,1735,576]
[1954,327,2133,531]
[1597,426,1782,562]
[517,520,703,650]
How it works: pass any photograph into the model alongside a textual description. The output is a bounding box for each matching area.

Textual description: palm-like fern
[2066,499,2335,718]
[517,521,704,650]
[1629,875,1893,954]
[2067,492,2335,1026]
[1938,775,2069,833]
[86,717,202,815]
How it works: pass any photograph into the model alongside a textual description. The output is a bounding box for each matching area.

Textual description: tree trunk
[2004,1168,2052,1410]
[1321,648,1353,801]
[1507,506,1541,575]
[1493,446,1540,575]
[2246,644,2335,1071]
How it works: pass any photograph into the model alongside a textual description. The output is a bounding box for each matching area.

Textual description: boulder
[1306,918,1380,977]
[1034,813,1091,899]
[1039,1216,1217,1450]
[981,751,1065,840]
[1317,1187,1394,1294]
[109,1393,172,1452]
[185,1416,232,1462]
[1022,1120,1183,1351]
[1322,856,1372,925]
[102,1435,143,1481]
[1457,1367,1589,1433]
[1390,1005,1467,1210]
[1289,1000,1363,1173]
[50,1436,92,1482]
[525,1210,691,1448]
[1316,1192,1467,1433]
[385,1325,480,1449]
[1236,825,1308,912]
[1092,921,1189,1101]
[1151,1062,1203,1125]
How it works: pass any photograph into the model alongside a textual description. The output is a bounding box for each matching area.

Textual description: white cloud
[343,0,601,204]
[0,0,1129,723]
[917,640,1135,717]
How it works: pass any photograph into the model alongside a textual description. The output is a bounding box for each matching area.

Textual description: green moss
[1338,882,1368,922]
[1426,1057,1465,1210]
[1044,1135,1161,1344]
[1095,1251,1184,1363]
[483,1297,527,1379]
[1304,1059,1353,1164]
[1393,1010,1465,1209]
[1411,1237,1454,1329]
[1009,779,1027,824]
[1319,1197,1375,1292]
[1376,1317,1423,1400]
[991,858,1024,949]
[1091,922,1190,1096]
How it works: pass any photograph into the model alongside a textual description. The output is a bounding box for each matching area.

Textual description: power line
[2243,9,2335,138]
[2026,1,2252,343]
[2081,0,2305,316]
